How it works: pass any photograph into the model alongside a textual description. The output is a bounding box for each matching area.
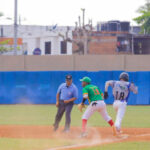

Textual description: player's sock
[108,119,114,127]
[82,119,87,133]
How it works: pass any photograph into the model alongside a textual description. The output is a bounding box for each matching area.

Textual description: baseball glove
[78,103,85,112]
[104,92,109,99]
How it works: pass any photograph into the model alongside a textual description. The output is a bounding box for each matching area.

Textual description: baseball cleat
[53,124,58,132]
[117,130,123,134]
[62,129,70,133]
[115,126,123,135]
[80,132,88,138]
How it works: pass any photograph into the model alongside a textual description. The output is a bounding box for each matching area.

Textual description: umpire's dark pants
[54,100,74,131]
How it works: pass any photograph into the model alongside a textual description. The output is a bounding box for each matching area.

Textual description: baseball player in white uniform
[104,72,138,134]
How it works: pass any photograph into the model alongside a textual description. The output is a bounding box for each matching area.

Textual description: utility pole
[81,8,85,27]
[78,16,81,28]
[131,25,134,54]
[14,0,18,55]
[81,8,87,54]
[132,34,134,54]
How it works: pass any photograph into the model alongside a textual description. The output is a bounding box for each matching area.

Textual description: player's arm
[56,84,63,107]
[78,88,88,112]
[105,80,115,91]
[56,93,60,107]
[130,83,138,94]
[104,80,115,99]
[81,93,88,105]
[78,97,86,112]
[81,87,88,105]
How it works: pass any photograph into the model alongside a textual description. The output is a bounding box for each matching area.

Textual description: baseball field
[0,105,149,150]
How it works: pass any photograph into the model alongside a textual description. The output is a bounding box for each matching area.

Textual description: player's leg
[97,101,117,135]
[81,103,95,135]
[113,101,119,112]
[64,102,74,132]
[113,100,120,133]
[114,101,127,132]
[53,101,65,131]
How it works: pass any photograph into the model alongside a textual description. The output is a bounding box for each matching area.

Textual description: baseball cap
[66,75,72,80]
[80,77,91,83]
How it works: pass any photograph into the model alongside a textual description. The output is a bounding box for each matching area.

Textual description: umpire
[53,75,78,132]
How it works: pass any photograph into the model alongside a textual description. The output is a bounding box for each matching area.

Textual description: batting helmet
[119,72,129,81]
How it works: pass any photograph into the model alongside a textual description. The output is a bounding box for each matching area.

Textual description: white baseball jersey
[106,80,138,102]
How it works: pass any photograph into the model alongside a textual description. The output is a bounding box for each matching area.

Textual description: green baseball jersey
[82,84,104,103]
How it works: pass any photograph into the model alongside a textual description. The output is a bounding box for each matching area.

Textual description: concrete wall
[74,55,125,71]
[0,55,150,71]
[0,56,25,71]
[25,56,74,71]
[124,55,150,71]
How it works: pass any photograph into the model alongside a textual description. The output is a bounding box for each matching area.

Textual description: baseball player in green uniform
[78,77,116,137]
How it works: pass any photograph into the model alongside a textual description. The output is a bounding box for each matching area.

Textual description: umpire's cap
[66,75,72,80]
[119,72,129,81]
[80,77,91,83]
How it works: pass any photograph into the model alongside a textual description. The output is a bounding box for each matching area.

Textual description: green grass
[0,105,149,128]
[0,138,149,150]
[0,138,78,150]
[0,105,149,150]
[80,142,150,150]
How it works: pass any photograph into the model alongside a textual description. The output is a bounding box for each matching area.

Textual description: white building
[0,25,74,55]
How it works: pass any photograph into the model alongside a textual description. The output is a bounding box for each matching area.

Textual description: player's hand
[64,100,70,104]
[104,92,109,99]
[78,103,85,112]
[56,101,59,107]
[131,82,135,85]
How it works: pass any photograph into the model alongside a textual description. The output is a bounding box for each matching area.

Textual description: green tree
[134,0,150,34]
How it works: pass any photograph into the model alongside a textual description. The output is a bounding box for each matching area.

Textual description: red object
[0,38,22,45]
[117,41,121,47]
[108,120,114,126]
[82,119,87,132]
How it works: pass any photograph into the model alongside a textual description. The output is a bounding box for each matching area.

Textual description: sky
[0,0,146,26]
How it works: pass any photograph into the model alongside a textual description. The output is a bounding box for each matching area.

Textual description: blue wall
[0,71,149,105]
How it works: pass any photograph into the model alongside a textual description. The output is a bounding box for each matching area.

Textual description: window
[60,41,67,54]
[45,42,51,54]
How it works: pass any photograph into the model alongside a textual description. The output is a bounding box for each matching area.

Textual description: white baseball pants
[113,100,127,131]
[82,100,112,122]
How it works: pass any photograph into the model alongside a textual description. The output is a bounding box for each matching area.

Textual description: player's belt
[92,102,97,106]
[115,100,127,102]
[60,100,74,104]
[60,100,67,103]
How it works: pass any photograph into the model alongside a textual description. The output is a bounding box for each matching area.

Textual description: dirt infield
[0,125,150,150]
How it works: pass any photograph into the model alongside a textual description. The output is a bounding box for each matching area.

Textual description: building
[1,23,149,55]
[133,35,150,54]
[0,25,73,55]
[73,20,132,55]
[72,32,118,54]
[72,21,150,55]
